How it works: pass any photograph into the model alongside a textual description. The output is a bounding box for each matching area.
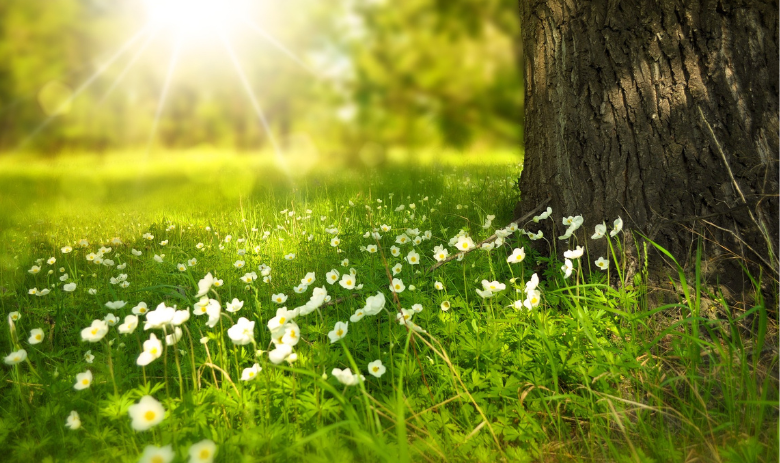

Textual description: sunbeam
[98,28,161,106]
[219,33,290,177]
[16,27,150,150]
[145,38,182,154]
[241,18,318,77]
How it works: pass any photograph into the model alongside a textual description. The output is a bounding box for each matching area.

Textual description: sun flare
[143,0,250,38]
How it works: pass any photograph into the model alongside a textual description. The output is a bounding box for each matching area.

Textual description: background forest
[0,0,522,156]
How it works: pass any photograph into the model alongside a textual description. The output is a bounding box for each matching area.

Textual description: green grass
[0,150,776,462]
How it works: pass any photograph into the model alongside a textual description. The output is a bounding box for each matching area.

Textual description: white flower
[28,328,44,345]
[177,263,187,272]
[405,250,420,265]
[392,263,403,275]
[327,321,349,343]
[271,293,288,304]
[63,283,77,292]
[532,207,552,222]
[561,259,574,279]
[74,370,93,390]
[332,367,364,386]
[525,273,540,293]
[195,273,215,298]
[81,320,109,342]
[610,217,623,237]
[366,244,377,253]
[326,269,340,284]
[591,222,607,239]
[432,245,449,262]
[367,360,386,378]
[131,249,142,256]
[440,301,451,311]
[65,411,81,430]
[205,300,221,328]
[350,308,366,323]
[234,260,245,269]
[507,247,526,264]
[475,288,494,299]
[301,272,316,286]
[144,303,175,330]
[390,246,401,257]
[28,265,41,274]
[527,230,543,240]
[330,237,341,247]
[227,317,255,345]
[267,307,296,334]
[128,395,165,431]
[132,302,149,316]
[389,278,405,294]
[284,253,296,260]
[104,313,118,327]
[84,350,95,363]
[116,315,138,335]
[241,363,262,381]
[396,308,414,325]
[88,288,97,295]
[153,254,164,263]
[339,273,356,290]
[523,289,542,310]
[455,236,476,252]
[105,300,127,310]
[362,292,386,316]
[170,309,189,326]
[563,246,584,259]
[595,257,610,270]
[395,234,410,245]
[4,349,27,365]
[482,280,506,292]
[138,445,174,463]
[137,334,163,366]
[268,343,293,364]
[225,298,244,313]
[61,246,73,253]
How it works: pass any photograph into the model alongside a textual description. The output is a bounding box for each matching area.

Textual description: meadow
[0,150,776,463]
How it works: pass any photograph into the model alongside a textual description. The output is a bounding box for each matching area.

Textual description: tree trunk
[516,0,779,294]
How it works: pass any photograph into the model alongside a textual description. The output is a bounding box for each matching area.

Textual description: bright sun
[143,0,250,38]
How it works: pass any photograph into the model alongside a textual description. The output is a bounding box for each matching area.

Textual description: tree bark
[516,0,779,292]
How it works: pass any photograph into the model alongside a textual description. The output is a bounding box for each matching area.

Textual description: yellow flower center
[144,410,156,421]
[150,348,158,355]
[372,367,379,372]
[279,317,285,324]
[91,329,98,335]
[82,379,89,385]
[200,449,210,459]
[337,329,343,336]
[395,284,400,289]
[35,334,42,340]
[152,456,164,463]
[346,280,352,285]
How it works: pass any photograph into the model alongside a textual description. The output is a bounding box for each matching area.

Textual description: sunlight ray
[241,19,318,77]
[145,38,182,154]
[17,27,150,149]
[98,28,160,106]
[219,33,290,176]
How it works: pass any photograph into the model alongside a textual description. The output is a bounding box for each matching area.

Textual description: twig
[698,106,777,271]
[427,197,551,272]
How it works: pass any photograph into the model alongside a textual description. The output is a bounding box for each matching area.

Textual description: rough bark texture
[516,0,779,293]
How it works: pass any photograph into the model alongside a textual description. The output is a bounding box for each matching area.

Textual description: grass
[0,150,777,462]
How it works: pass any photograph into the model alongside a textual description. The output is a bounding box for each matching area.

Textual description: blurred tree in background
[0,0,522,157]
